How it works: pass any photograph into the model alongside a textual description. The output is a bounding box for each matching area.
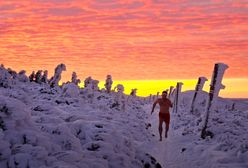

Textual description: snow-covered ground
[0,66,162,168]
[143,91,248,168]
[0,66,248,168]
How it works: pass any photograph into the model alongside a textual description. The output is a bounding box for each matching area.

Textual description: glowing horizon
[82,78,248,98]
[0,0,247,98]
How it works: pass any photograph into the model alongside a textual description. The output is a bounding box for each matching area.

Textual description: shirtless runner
[151,91,173,141]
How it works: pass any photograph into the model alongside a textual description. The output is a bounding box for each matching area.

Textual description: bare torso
[157,98,172,113]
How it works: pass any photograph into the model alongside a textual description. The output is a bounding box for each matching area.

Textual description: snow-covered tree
[130,88,137,96]
[116,84,124,93]
[0,65,13,88]
[104,75,113,93]
[35,70,42,84]
[17,70,29,82]
[41,70,48,84]
[71,72,80,85]
[92,80,99,91]
[29,71,35,82]
[84,76,92,88]
[49,64,66,87]
[114,84,126,111]
[82,78,99,104]
[7,68,17,79]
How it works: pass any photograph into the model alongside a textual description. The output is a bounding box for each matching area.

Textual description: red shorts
[159,113,170,125]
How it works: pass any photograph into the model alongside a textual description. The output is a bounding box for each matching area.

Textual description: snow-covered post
[190,77,208,113]
[168,86,174,99]
[104,75,113,93]
[71,72,80,85]
[49,64,66,87]
[173,82,183,113]
[231,103,235,111]
[35,70,43,84]
[149,94,152,103]
[41,70,48,84]
[153,95,156,101]
[143,97,146,104]
[201,63,229,139]
[156,92,160,99]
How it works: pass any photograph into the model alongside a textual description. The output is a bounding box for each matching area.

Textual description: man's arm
[151,99,158,114]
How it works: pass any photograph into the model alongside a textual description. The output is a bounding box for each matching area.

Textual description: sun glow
[79,78,248,98]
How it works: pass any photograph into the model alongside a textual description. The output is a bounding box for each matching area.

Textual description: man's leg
[158,118,163,141]
[165,121,169,138]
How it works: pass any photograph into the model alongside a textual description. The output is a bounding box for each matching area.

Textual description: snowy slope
[0,67,161,168]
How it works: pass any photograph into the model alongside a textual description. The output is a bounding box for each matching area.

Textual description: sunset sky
[0,0,247,97]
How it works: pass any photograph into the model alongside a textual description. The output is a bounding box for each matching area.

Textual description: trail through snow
[141,105,195,168]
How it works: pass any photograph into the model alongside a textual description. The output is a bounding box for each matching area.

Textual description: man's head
[162,90,168,98]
